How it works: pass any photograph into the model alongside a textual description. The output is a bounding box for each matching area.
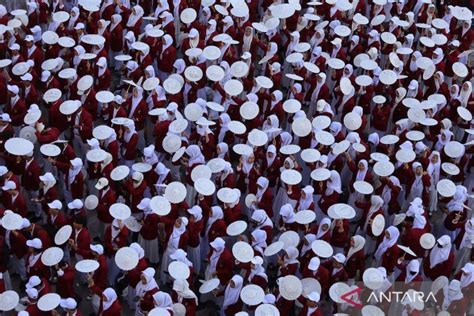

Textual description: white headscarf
[186,145,205,166]
[346,235,365,261]
[223,275,243,308]
[135,268,158,298]
[374,226,400,262]
[173,279,198,304]
[429,235,452,268]
[316,217,331,239]
[325,170,342,195]
[460,263,474,288]
[102,288,118,311]
[442,280,464,311]
[405,260,420,283]
[127,5,144,27]
[256,177,269,201]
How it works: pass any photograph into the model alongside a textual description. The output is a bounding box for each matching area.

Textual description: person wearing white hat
[63,158,84,203]
[5,84,27,130]
[20,73,39,108]
[300,291,322,316]
[87,243,108,311]
[69,216,91,282]
[395,259,422,290]
[59,297,78,315]
[137,197,161,267]
[2,180,28,218]
[132,267,158,314]
[47,199,69,233]
[24,287,40,314]
[119,120,139,168]
[25,238,48,280]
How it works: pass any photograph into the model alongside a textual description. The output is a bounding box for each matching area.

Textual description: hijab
[374,226,400,261]
[460,263,474,288]
[186,145,205,166]
[280,204,296,224]
[405,260,420,283]
[102,288,118,311]
[127,5,144,27]
[153,292,173,310]
[442,280,464,311]
[223,275,243,308]
[173,279,198,304]
[251,209,273,228]
[430,235,452,268]
[206,206,224,235]
[298,186,314,210]
[316,217,331,239]
[136,268,158,298]
[325,170,342,195]
[346,235,365,261]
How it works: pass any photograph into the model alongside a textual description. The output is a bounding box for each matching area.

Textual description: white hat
[327,58,345,69]
[233,144,253,156]
[312,115,331,129]
[301,148,321,163]
[315,131,335,146]
[202,45,221,61]
[353,181,374,195]
[232,241,254,263]
[279,275,303,300]
[109,203,131,220]
[380,134,399,145]
[163,78,183,94]
[206,65,225,82]
[53,10,69,23]
[381,32,396,44]
[84,195,99,211]
[230,61,249,78]
[90,244,104,255]
[248,129,269,146]
[252,22,268,33]
[264,241,284,257]
[332,253,346,263]
[226,220,247,236]
[436,179,456,197]
[374,161,395,177]
[255,304,279,316]
[453,62,468,78]
[329,282,351,303]
[111,165,130,181]
[395,149,416,163]
[75,259,100,273]
[58,67,76,79]
[328,203,356,220]
[0,290,19,311]
[1,212,23,231]
[162,134,182,154]
[92,125,114,141]
[362,305,384,316]
[457,106,472,121]
[42,88,62,104]
[168,260,190,280]
[280,144,301,155]
[355,75,373,87]
[224,79,244,96]
[77,75,93,92]
[86,148,107,162]
[334,25,351,37]
[270,3,296,18]
[363,268,384,290]
[311,168,331,181]
[60,298,78,310]
[240,284,265,305]
[133,162,152,173]
[371,214,385,236]
[115,247,139,271]
[292,117,312,137]
[444,141,465,158]
[360,59,378,71]
[184,103,203,121]
[406,130,425,142]
[420,233,436,250]
[379,70,397,85]
[294,210,316,225]
[5,137,34,156]
[407,107,426,123]
[343,112,362,131]
[228,121,246,135]
[191,165,212,182]
[180,8,197,24]
[353,13,369,25]
[165,182,187,204]
[199,278,220,294]
[311,239,333,258]
[255,76,273,89]
[217,187,239,204]
[371,14,386,26]
[58,36,75,48]
[26,238,43,249]
[184,66,203,82]
[281,169,302,185]
[54,225,72,245]
[393,213,407,226]
[149,196,171,216]
[441,162,460,176]
[59,100,80,115]
[47,200,62,210]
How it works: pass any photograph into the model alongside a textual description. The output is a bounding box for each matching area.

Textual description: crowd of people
[0,0,472,315]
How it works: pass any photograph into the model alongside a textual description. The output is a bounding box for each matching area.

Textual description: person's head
[73,216,86,230]
[174,217,182,228]
[415,165,423,176]
[244,26,252,36]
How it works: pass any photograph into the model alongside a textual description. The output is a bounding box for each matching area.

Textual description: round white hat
[301,148,321,163]
[86,148,107,162]
[373,160,395,177]
[163,134,182,154]
[115,246,139,271]
[224,79,244,96]
[327,58,345,69]
[150,196,171,216]
[457,106,473,121]
[279,231,300,248]
[264,241,284,257]
[280,144,301,155]
[41,247,64,266]
[191,165,212,182]
[54,225,72,245]
[453,62,468,77]
[194,178,215,196]
[248,129,269,146]
[228,121,247,135]
[0,290,19,311]
[230,61,249,78]
[77,75,93,91]
[1,212,23,230]
[58,68,77,79]
[226,220,247,236]
[363,268,384,290]
[353,181,374,195]
[420,233,436,250]
[84,195,99,210]
[436,179,456,197]
[240,101,259,120]
[109,203,131,220]
[163,78,183,94]
[310,168,331,181]
[311,239,333,258]
[206,65,225,82]
[255,76,274,89]
[184,65,203,82]
[379,70,397,85]
[52,11,70,23]
[59,100,81,115]
[279,275,303,300]
[292,117,312,137]
[184,103,203,121]
[281,169,302,185]
[232,241,254,263]
[180,8,197,23]
[111,165,130,181]
[199,278,220,294]
[58,36,75,48]
[202,45,221,61]
[165,182,187,204]
[42,31,59,45]
[132,163,152,173]
[328,203,356,220]
[75,259,100,273]
[5,138,34,156]
[329,282,351,303]
[255,304,279,316]
[294,210,316,225]
[283,99,301,114]
[315,131,335,146]
[396,149,416,163]
[380,134,399,145]
[362,305,384,316]
[207,157,226,173]
[355,75,373,87]
[444,141,465,158]
[233,144,253,156]
[19,126,37,144]
[343,112,362,131]
[168,260,190,280]
[381,32,396,44]
[217,187,239,204]
[143,77,160,92]
[37,293,61,312]
[169,119,188,134]
[441,162,460,176]
[240,284,265,306]
[371,214,385,236]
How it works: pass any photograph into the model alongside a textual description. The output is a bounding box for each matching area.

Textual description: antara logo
[340,287,437,309]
